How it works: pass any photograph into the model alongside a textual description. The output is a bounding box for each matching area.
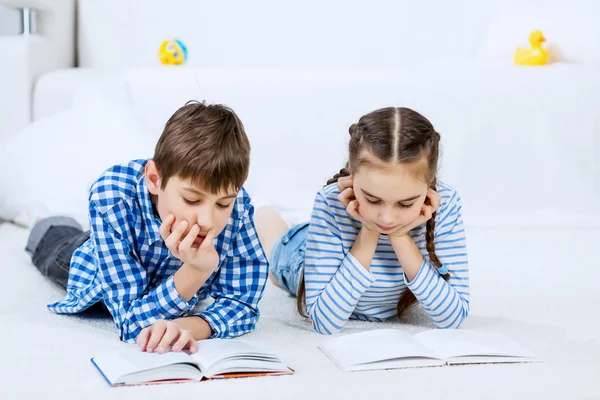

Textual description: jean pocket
[281,222,310,244]
[53,255,70,270]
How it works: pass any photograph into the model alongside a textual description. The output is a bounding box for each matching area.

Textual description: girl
[256,107,469,334]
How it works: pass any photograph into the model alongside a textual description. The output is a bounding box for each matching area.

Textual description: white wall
[0,5,19,35]
[78,0,495,69]
[77,0,600,69]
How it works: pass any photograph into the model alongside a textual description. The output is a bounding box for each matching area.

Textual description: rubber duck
[158,39,188,65]
[514,30,549,66]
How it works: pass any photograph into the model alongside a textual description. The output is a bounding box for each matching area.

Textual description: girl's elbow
[310,317,339,335]
[436,307,469,329]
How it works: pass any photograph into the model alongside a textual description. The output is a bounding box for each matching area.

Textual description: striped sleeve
[405,190,470,329]
[304,192,376,335]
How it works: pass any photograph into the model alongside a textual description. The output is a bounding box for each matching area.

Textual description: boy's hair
[153,101,250,193]
[297,107,448,320]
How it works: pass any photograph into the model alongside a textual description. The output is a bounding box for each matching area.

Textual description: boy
[25,101,268,354]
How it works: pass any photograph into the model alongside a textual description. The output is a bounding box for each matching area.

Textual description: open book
[319,329,541,372]
[91,339,293,387]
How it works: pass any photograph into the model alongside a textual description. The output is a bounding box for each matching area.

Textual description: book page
[414,330,537,360]
[320,329,439,369]
[207,359,292,376]
[92,348,198,384]
[342,357,446,372]
[191,339,279,371]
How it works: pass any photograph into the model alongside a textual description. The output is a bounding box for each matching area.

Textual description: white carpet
[1,222,599,399]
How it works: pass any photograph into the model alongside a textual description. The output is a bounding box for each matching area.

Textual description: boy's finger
[136,327,151,351]
[157,324,179,354]
[165,220,188,250]
[159,214,175,240]
[200,229,216,250]
[171,329,193,352]
[146,321,168,353]
[189,340,198,354]
[179,224,200,252]
[172,220,189,239]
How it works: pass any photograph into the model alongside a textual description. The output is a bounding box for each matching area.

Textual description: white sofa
[0,0,75,136]
[1,3,600,399]
[1,0,599,227]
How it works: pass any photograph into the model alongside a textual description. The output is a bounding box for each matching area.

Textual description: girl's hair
[297,107,450,319]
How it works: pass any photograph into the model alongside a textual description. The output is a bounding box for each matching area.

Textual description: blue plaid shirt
[48,159,269,342]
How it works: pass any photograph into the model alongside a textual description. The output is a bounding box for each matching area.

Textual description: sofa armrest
[0,35,75,143]
[0,1,76,141]
[0,36,39,141]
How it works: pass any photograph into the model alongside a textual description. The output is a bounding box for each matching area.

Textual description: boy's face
[146,161,238,245]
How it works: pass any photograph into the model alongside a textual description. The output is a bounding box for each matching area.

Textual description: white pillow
[0,100,155,229]
[478,5,600,65]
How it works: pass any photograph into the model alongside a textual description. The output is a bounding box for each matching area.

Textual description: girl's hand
[137,320,197,354]
[339,186,379,232]
[337,175,356,210]
[336,175,354,194]
[338,175,377,231]
[388,188,441,238]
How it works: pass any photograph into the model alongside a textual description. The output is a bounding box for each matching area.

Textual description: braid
[396,177,449,320]
[298,123,361,317]
[297,274,308,317]
[425,217,441,267]
[325,166,350,186]
[325,123,360,186]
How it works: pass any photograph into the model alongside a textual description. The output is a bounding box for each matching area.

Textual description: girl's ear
[429,177,438,189]
[345,162,353,175]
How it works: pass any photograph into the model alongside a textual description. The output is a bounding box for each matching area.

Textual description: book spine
[90,358,113,387]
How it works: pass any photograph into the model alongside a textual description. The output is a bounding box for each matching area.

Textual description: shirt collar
[136,173,163,245]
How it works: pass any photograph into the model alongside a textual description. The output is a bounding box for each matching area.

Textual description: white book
[91,339,293,387]
[319,329,542,372]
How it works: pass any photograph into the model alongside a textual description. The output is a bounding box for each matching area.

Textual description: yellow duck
[514,30,549,66]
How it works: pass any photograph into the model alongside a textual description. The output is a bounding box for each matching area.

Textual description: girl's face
[352,159,429,235]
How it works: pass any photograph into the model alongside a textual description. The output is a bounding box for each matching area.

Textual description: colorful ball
[158,39,188,65]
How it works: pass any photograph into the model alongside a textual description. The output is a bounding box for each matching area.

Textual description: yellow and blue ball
[158,39,188,65]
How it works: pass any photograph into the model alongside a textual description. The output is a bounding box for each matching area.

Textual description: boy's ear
[145,160,162,195]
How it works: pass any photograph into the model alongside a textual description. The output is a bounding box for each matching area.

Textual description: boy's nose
[195,208,214,232]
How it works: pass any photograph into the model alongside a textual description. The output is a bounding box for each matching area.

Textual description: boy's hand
[388,188,441,238]
[137,320,198,354]
[160,214,220,274]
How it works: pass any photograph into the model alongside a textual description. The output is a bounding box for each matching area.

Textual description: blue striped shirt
[304,182,470,334]
[47,159,268,342]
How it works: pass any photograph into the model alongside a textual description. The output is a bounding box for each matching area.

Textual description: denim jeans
[25,216,90,289]
[269,222,310,296]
